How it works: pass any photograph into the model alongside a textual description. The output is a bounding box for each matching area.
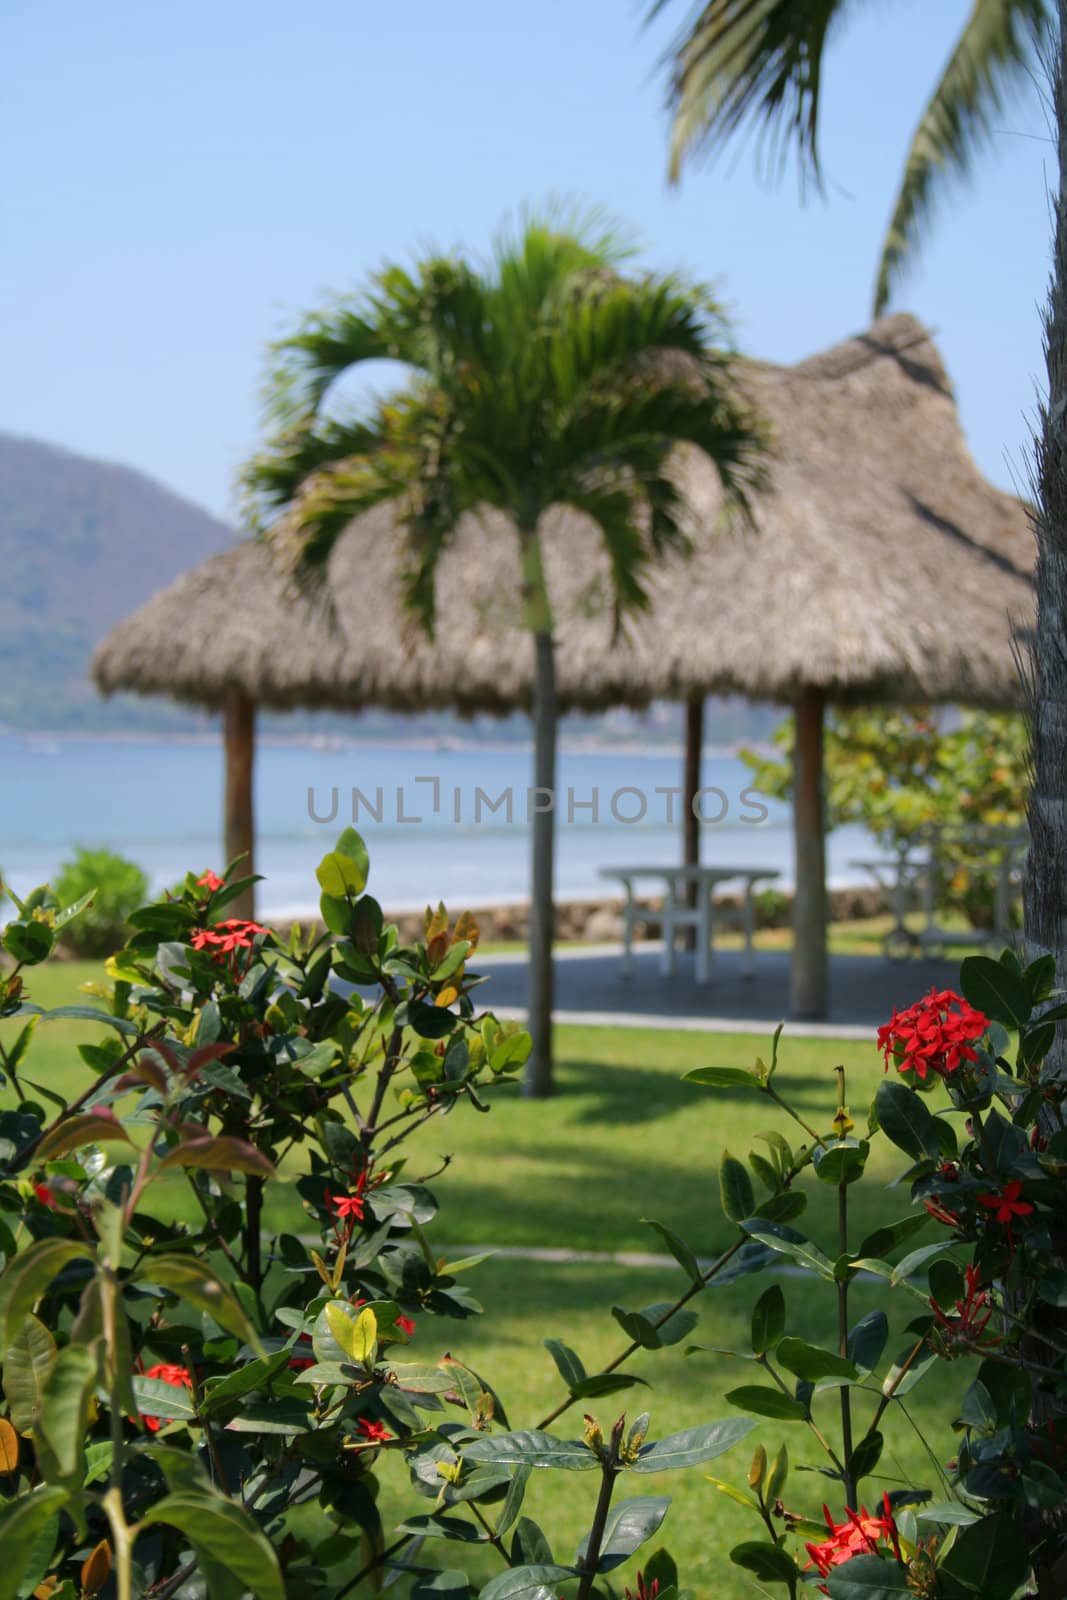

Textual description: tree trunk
[1021,15,1067,1589]
[789,687,828,1019]
[525,627,558,1097]
[683,693,704,945]
[223,686,256,922]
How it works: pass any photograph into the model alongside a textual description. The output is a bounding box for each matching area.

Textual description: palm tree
[653,0,1050,313]
[242,215,765,1097]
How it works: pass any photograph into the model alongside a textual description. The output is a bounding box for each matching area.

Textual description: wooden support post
[790,686,828,1019]
[683,694,704,947]
[223,686,256,922]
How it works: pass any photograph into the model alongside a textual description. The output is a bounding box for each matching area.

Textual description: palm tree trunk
[223,686,256,921]
[789,687,828,1019]
[683,693,704,947]
[525,627,558,1097]
[1019,19,1067,1590]
[520,525,558,1098]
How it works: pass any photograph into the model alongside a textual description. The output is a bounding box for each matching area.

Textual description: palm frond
[656,0,856,183]
[874,0,1049,313]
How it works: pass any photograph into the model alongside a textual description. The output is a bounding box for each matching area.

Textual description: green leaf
[35,1112,134,1162]
[411,1575,472,1600]
[403,1000,457,1039]
[825,1554,913,1597]
[34,1343,98,1482]
[642,1219,703,1285]
[157,1137,275,1178]
[744,1223,834,1280]
[724,1386,807,1422]
[719,1151,755,1222]
[683,1066,759,1089]
[543,1339,585,1389]
[201,1350,293,1413]
[495,1464,532,1537]
[463,1431,597,1471]
[2,921,54,965]
[935,1513,1031,1599]
[2,1315,57,1433]
[752,1191,808,1225]
[335,826,370,879]
[138,1257,262,1353]
[730,1542,798,1584]
[751,1285,786,1355]
[856,1213,929,1261]
[846,1311,889,1375]
[325,1302,377,1365]
[891,1241,958,1286]
[0,1487,69,1600]
[5,1016,38,1074]
[577,1496,670,1572]
[959,955,1032,1030]
[813,1140,869,1186]
[139,1491,285,1600]
[35,1006,138,1035]
[848,1430,884,1485]
[631,1418,756,1472]
[776,1337,859,1385]
[570,1373,650,1400]
[873,1080,941,1163]
[316,849,366,899]
[131,1377,197,1424]
[766,1442,788,1501]
[478,1567,577,1600]
[0,1239,93,1350]
[611,1306,662,1349]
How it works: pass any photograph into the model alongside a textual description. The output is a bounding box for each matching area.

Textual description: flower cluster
[877,988,988,1081]
[930,1264,998,1350]
[805,1497,901,1592]
[190,917,271,973]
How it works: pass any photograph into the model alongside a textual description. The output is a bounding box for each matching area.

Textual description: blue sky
[3,0,1054,520]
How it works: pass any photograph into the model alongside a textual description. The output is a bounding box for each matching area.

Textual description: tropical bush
[743,710,1029,930]
[1,836,1065,1599]
[51,848,149,958]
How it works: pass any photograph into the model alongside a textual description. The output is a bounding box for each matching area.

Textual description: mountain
[0,433,233,730]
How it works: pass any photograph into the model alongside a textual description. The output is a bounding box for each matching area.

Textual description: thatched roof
[93,313,1033,714]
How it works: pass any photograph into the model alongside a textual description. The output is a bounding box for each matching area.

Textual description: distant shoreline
[0,727,774,760]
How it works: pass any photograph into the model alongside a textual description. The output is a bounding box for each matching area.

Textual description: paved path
[476,943,959,1037]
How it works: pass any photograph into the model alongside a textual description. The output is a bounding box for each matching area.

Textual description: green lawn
[2,961,962,1597]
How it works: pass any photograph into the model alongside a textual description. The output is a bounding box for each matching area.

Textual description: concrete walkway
[476,942,960,1038]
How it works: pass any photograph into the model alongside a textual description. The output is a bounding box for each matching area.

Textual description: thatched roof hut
[93,313,1034,1016]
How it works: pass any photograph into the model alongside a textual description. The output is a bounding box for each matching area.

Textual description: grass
[2,960,964,1597]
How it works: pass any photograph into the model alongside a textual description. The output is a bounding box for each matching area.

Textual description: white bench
[599,864,782,983]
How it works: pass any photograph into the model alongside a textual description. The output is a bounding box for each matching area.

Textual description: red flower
[977,1179,1034,1225]
[395,1315,416,1337]
[878,989,988,1082]
[197,870,225,893]
[624,1576,660,1600]
[331,1193,365,1221]
[930,1264,998,1347]
[805,1497,901,1591]
[140,1362,193,1432]
[190,918,270,956]
[355,1417,391,1444]
[33,1182,57,1209]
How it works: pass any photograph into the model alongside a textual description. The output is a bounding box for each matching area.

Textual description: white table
[599,864,782,984]
[851,825,1027,956]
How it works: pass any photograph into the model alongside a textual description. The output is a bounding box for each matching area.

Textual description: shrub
[743,709,1029,931]
[0,837,1064,1599]
[52,845,149,956]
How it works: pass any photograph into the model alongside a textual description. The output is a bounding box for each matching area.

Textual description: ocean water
[1,734,876,917]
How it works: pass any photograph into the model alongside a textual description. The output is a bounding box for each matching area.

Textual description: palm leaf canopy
[242,217,767,629]
[654,0,1049,311]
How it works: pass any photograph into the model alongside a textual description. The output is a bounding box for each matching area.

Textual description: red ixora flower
[139,1362,193,1432]
[196,870,225,893]
[354,1417,391,1444]
[190,918,271,956]
[395,1314,416,1337]
[33,1182,57,1209]
[624,1575,660,1600]
[805,1496,901,1592]
[977,1178,1034,1226]
[930,1264,998,1347]
[877,988,988,1082]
